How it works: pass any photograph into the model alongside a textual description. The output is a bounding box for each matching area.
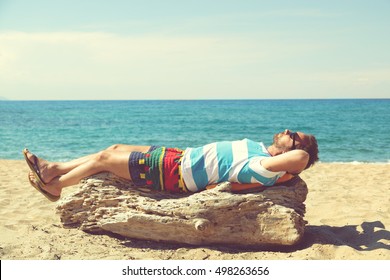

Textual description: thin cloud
[0,31,388,100]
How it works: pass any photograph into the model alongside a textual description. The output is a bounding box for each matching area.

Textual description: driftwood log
[56,173,308,247]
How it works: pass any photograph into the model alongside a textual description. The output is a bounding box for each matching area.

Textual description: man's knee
[106,144,122,151]
[94,150,111,163]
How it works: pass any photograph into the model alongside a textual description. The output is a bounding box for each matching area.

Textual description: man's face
[273,129,307,151]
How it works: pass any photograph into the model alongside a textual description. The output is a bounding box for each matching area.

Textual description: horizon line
[1,97,389,102]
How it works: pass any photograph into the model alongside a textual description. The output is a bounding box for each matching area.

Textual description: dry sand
[0,159,389,260]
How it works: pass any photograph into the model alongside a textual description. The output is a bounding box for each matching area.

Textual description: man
[24,129,319,202]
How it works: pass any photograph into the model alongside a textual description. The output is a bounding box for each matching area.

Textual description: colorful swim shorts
[128,146,187,192]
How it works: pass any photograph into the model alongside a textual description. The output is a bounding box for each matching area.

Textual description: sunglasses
[290,132,297,150]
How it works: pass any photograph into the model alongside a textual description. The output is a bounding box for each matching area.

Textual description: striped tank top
[181,138,285,192]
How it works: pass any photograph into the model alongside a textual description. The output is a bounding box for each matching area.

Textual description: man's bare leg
[28,149,131,197]
[25,144,151,183]
[46,150,133,196]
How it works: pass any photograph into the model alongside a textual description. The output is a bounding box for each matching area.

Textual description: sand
[0,159,389,260]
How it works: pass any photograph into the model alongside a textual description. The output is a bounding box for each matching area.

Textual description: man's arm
[204,150,308,192]
[261,149,309,174]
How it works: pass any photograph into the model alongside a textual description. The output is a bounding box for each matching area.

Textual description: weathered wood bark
[56,173,308,246]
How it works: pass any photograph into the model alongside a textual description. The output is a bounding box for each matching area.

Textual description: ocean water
[0,99,389,163]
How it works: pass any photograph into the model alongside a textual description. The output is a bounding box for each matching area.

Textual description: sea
[0,99,389,163]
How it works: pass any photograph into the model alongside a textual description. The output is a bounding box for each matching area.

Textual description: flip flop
[23,148,46,185]
[27,172,60,202]
[23,149,60,202]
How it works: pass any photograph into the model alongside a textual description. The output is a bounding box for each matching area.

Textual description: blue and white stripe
[181,138,285,192]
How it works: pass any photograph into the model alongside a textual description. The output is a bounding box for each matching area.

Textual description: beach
[0,159,389,260]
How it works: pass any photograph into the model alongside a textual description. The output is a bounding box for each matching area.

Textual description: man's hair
[299,134,319,169]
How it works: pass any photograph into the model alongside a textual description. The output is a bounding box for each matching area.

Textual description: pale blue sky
[0,0,389,100]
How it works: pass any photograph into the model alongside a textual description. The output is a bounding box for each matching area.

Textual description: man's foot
[23,149,58,184]
[28,171,61,202]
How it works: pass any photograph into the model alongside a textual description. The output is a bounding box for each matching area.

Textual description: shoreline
[1,160,389,260]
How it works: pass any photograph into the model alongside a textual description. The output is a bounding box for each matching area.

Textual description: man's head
[272,129,319,169]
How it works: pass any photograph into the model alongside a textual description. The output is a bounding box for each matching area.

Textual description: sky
[0,0,389,100]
